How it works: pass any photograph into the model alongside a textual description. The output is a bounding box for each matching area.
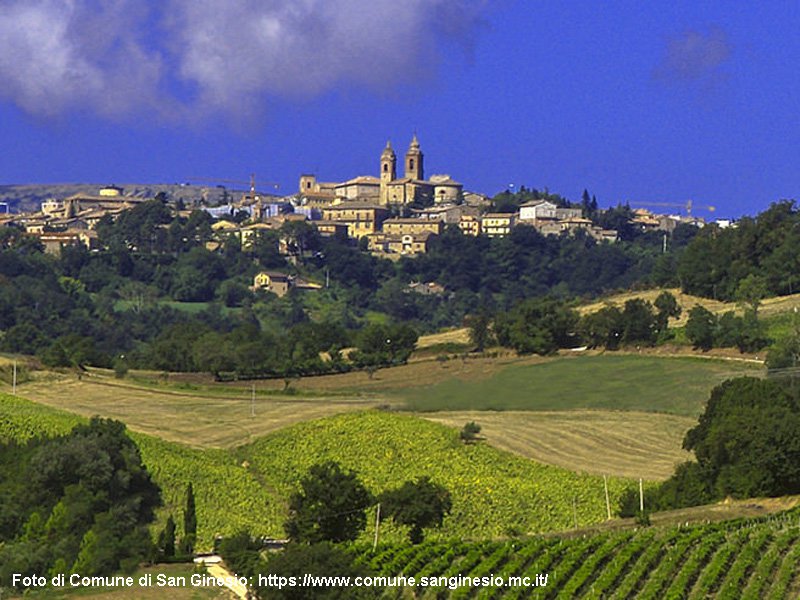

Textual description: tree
[192,332,236,378]
[379,477,452,543]
[351,323,418,368]
[157,515,176,559]
[654,291,681,336]
[465,312,493,352]
[580,305,624,349]
[766,329,800,370]
[685,306,717,351]
[735,274,768,316]
[621,299,657,345]
[494,298,579,355]
[460,422,482,443]
[682,377,800,498]
[735,310,769,353]
[180,483,197,556]
[0,418,161,583]
[285,462,373,543]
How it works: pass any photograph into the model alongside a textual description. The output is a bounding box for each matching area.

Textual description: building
[252,271,291,297]
[406,281,446,296]
[251,271,322,298]
[300,135,462,207]
[381,218,443,237]
[519,200,558,221]
[38,229,100,255]
[321,203,389,238]
[312,220,349,239]
[413,204,479,224]
[458,214,481,236]
[367,231,438,255]
[481,213,517,237]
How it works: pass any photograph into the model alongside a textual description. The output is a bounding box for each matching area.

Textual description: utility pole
[12,360,17,395]
[639,478,644,513]
[372,504,381,552]
[603,475,611,520]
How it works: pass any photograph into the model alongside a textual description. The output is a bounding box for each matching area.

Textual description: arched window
[409,159,415,170]
[383,164,388,172]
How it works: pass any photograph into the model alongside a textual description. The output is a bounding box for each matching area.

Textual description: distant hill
[0,182,280,213]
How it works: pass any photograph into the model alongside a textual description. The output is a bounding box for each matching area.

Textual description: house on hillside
[251,271,322,298]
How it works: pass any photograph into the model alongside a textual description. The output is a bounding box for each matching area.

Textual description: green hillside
[0,394,278,550]
[0,395,637,549]
[400,355,760,416]
[235,411,637,540]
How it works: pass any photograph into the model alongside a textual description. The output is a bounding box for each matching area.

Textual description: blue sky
[0,1,798,219]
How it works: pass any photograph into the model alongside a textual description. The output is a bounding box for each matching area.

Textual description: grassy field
[400,355,761,416]
[9,354,758,482]
[16,376,382,448]
[422,410,695,481]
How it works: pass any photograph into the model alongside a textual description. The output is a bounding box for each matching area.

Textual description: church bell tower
[380,140,396,204]
[404,134,423,181]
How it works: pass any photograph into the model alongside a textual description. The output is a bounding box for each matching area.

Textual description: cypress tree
[180,483,197,555]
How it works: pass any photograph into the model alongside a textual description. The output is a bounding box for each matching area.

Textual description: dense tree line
[620,377,800,516]
[485,292,683,355]
[0,419,160,589]
[678,200,800,300]
[11,190,791,375]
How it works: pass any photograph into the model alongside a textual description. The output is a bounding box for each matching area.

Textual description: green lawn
[113,300,241,316]
[400,354,762,416]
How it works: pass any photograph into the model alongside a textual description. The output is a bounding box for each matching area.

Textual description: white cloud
[655,28,732,86]
[0,0,490,122]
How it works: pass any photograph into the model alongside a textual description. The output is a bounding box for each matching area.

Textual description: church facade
[299,135,462,207]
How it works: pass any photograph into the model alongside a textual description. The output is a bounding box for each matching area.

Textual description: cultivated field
[16,376,381,448]
[422,410,694,481]
[0,397,640,546]
[9,354,759,480]
[359,508,800,600]
[400,355,761,416]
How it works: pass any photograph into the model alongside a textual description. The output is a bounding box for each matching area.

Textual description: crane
[186,174,280,198]
[631,199,715,216]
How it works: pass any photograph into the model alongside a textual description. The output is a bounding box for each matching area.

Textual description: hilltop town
[0,135,725,266]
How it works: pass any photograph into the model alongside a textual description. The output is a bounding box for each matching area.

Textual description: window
[409,159,415,170]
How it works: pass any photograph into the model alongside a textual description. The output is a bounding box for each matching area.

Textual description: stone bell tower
[404,133,423,181]
[379,140,396,204]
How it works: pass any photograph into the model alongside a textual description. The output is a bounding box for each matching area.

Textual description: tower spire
[405,133,423,180]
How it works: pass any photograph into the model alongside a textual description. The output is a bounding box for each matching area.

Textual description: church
[298,135,462,207]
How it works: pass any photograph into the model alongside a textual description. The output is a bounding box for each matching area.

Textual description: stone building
[299,135,462,207]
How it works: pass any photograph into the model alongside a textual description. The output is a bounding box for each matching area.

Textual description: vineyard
[353,510,800,598]
[236,411,639,540]
[0,395,640,549]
